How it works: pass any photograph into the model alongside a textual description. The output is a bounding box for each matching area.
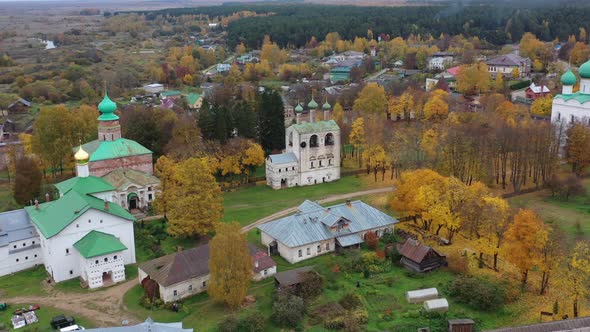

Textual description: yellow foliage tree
[423,94,449,121]
[389,169,445,220]
[388,92,414,120]
[494,73,505,91]
[242,141,265,181]
[511,67,520,79]
[208,222,252,309]
[420,128,438,159]
[456,63,491,95]
[349,117,365,167]
[352,83,388,117]
[183,74,194,86]
[332,102,344,126]
[503,209,549,286]
[362,145,385,182]
[154,156,223,237]
[530,95,553,116]
[566,241,590,317]
[565,123,590,177]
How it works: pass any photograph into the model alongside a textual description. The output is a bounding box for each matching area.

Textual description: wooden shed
[449,319,475,332]
[397,238,446,273]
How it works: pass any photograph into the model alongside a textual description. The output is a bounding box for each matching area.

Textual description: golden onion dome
[74,145,89,162]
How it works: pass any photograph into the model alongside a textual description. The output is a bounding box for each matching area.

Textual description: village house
[142,83,164,94]
[485,54,531,78]
[6,98,31,114]
[425,66,459,91]
[185,93,203,111]
[266,98,340,189]
[85,318,192,332]
[138,243,276,303]
[274,266,315,291]
[551,63,590,129]
[258,200,398,264]
[397,238,446,273]
[0,209,43,277]
[427,52,455,71]
[330,67,352,83]
[524,82,550,100]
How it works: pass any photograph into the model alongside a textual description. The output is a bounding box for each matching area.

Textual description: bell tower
[97,91,121,141]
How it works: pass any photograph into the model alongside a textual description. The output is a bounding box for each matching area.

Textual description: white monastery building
[551,61,590,128]
[266,98,341,189]
[0,92,149,289]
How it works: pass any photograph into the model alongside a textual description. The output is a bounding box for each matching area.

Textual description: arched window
[310,135,319,148]
[288,132,293,146]
[325,133,334,146]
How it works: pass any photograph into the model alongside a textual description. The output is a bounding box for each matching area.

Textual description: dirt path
[240,186,394,233]
[5,279,140,327]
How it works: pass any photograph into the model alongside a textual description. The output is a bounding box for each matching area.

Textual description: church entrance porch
[280,179,287,188]
[127,192,139,210]
[102,271,113,286]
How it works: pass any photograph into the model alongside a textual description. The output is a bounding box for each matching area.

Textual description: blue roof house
[258,200,398,263]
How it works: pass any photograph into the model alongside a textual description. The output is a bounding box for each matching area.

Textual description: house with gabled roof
[258,200,398,263]
[138,243,276,303]
[397,238,446,272]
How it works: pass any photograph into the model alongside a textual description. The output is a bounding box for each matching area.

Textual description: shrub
[365,231,379,250]
[447,275,507,311]
[380,231,399,245]
[237,312,265,332]
[298,271,324,300]
[271,292,306,328]
[339,293,362,310]
[217,316,239,332]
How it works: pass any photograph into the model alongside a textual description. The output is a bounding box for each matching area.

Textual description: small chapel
[76,92,159,212]
[266,97,341,189]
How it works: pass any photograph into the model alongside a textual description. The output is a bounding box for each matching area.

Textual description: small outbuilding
[448,319,475,332]
[423,298,449,313]
[397,238,446,273]
[406,288,439,304]
[274,266,315,290]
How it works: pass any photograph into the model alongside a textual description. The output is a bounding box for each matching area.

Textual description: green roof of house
[98,93,119,121]
[291,119,340,134]
[580,60,590,79]
[25,190,134,239]
[561,70,577,86]
[73,230,127,258]
[186,93,201,105]
[161,90,182,97]
[554,92,590,104]
[54,176,115,196]
[102,168,159,190]
[77,138,152,162]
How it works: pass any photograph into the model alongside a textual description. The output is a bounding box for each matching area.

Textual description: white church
[266,97,341,189]
[0,93,140,288]
[551,59,590,127]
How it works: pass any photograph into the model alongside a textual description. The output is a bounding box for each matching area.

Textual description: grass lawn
[0,303,94,332]
[0,266,48,298]
[223,176,366,226]
[508,179,590,245]
[123,250,524,332]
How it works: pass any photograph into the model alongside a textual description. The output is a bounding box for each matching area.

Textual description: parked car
[50,315,75,330]
[60,325,85,331]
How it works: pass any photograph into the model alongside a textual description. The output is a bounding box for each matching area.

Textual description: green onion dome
[295,102,303,113]
[322,100,331,110]
[579,59,590,79]
[561,69,577,86]
[98,92,119,121]
[307,98,318,109]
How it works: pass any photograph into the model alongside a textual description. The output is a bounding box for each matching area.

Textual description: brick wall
[89,154,153,177]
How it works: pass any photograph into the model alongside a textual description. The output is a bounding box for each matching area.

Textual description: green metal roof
[73,230,127,258]
[25,190,134,239]
[185,93,201,105]
[292,119,340,134]
[161,90,181,97]
[54,176,115,196]
[98,93,119,121]
[561,70,577,86]
[580,60,590,79]
[554,92,590,104]
[78,138,152,162]
[102,168,159,190]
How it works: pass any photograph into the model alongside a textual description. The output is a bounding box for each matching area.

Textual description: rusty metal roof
[138,244,210,287]
[397,238,441,264]
[274,266,315,287]
[485,317,590,332]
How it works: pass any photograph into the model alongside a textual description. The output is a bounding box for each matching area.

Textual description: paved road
[240,186,394,233]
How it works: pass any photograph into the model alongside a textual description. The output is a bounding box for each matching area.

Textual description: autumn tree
[13,156,42,205]
[456,63,491,95]
[476,195,511,270]
[388,92,414,121]
[349,117,365,167]
[503,209,549,287]
[530,95,553,117]
[389,169,445,221]
[352,83,388,117]
[332,102,344,127]
[154,156,223,237]
[423,90,449,121]
[565,123,590,176]
[566,241,590,317]
[362,145,386,182]
[208,222,252,309]
[242,141,265,182]
[164,115,205,161]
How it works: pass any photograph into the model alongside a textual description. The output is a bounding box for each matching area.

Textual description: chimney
[104,199,109,211]
[255,260,259,268]
[346,199,351,207]
[45,193,50,202]
[34,199,39,210]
